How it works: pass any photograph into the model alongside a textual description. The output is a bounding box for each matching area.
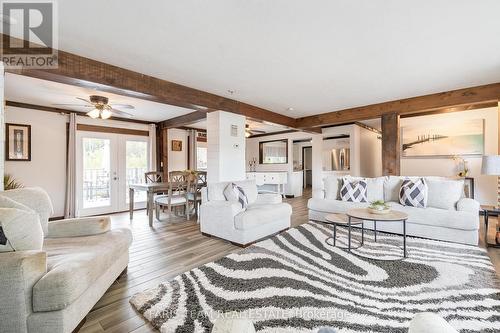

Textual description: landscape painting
[402,119,484,157]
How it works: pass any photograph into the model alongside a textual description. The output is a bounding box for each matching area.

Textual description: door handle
[113,177,119,181]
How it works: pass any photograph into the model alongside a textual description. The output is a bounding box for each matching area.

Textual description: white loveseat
[200,180,292,246]
[308,176,480,245]
[0,188,133,333]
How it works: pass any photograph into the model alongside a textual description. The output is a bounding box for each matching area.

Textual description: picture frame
[6,123,31,161]
[171,140,182,152]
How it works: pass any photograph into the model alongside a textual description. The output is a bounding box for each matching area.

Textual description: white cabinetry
[246,172,287,196]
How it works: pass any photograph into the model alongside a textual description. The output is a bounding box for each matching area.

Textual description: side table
[482,207,500,248]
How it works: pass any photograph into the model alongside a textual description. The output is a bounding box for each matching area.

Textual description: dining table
[129,182,170,227]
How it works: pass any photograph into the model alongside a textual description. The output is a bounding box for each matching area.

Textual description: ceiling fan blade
[52,103,93,107]
[110,108,133,118]
[109,103,135,110]
[76,97,94,105]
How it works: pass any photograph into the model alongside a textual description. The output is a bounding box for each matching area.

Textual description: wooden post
[161,128,168,181]
[381,113,401,176]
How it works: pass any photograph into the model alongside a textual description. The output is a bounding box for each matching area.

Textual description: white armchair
[200,180,292,246]
[0,188,132,333]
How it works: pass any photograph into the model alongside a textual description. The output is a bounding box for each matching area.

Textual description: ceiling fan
[245,124,265,137]
[53,95,135,119]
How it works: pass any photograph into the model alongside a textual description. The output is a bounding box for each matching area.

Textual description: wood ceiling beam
[2,34,296,129]
[157,111,206,129]
[296,83,500,128]
[5,100,152,124]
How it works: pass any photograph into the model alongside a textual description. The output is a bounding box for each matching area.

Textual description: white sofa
[200,180,292,246]
[0,188,133,333]
[308,176,480,245]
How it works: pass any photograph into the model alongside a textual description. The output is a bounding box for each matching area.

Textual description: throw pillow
[399,178,428,208]
[340,177,368,202]
[223,183,249,209]
[0,207,43,252]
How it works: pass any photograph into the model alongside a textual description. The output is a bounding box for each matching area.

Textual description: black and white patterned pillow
[223,183,249,209]
[340,178,368,202]
[399,178,428,208]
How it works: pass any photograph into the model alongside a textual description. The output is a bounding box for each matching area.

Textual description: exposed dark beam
[296,83,500,128]
[2,34,296,128]
[5,100,152,124]
[248,130,298,139]
[157,111,206,129]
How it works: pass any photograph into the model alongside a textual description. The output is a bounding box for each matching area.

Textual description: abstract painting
[402,119,484,157]
[6,123,31,161]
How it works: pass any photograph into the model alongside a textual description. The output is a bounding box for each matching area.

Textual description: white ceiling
[44,0,500,118]
[5,73,195,122]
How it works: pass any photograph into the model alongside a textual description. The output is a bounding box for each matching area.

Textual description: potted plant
[368,200,391,215]
[183,169,198,182]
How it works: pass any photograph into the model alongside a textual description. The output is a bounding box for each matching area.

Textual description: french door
[76,131,149,216]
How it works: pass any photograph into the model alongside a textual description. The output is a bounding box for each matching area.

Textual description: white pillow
[324,176,342,200]
[425,178,464,210]
[0,207,43,252]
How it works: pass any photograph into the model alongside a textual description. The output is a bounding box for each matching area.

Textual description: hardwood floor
[79,188,499,332]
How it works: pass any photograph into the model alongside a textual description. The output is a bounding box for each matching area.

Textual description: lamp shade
[481,155,500,175]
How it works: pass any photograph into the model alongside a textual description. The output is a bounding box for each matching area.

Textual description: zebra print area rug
[130,221,500,332]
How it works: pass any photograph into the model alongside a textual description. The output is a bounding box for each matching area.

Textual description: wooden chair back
[145,171,163,183]
[169,171,186,183]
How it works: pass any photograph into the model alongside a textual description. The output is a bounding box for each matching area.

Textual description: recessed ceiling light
[287,107,294,112]
[227,89,235,95]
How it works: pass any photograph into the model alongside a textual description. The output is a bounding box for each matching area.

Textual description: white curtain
[64,113,77,218]
[148,124,157,171]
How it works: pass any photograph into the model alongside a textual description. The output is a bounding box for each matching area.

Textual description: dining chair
[188,171,207,220]
[145,171,163,183]
[144,171,164,215]
[154,178,189,220]
[169,171,186,183]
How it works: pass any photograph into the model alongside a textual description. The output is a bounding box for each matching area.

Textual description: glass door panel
[125,140,148,204]
[82,137,111,208]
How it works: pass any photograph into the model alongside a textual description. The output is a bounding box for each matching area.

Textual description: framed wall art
[6,123,31,161]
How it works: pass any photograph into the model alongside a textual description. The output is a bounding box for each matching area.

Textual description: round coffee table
[324,213,365,250]
[347,208,409,258]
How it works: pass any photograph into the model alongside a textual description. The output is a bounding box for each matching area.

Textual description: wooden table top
[324,213,363,225]
[347,208,408,221]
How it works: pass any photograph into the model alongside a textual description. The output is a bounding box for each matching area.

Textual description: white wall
[4,106,153,217]
[167,128,188,171]
[0,64,4,190]
[359,126,382,177]
[207,111,246,182]
[401,107,498,205]
[5,107,68,216]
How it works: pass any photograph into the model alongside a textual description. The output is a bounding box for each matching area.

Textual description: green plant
[369,200,390,210]
[4,174,23,190]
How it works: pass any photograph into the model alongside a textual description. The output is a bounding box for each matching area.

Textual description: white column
[311,133,323,193]
[207,111,246,183]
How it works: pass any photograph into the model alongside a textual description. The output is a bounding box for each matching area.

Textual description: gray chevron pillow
[340,178,368,203]
[399,178,428,208]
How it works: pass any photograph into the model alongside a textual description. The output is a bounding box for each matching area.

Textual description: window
[259,139,288,164]
[197,146,207,170]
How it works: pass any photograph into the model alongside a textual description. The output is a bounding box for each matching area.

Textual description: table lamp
[481,155,500,206]
[481,155,500,246]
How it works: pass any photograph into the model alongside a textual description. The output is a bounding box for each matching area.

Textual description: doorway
[76,131,149,216]
[302,146,312,188]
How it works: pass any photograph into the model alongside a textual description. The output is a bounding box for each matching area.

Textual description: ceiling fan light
[87,108,100,119]
[100,109,112,119]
